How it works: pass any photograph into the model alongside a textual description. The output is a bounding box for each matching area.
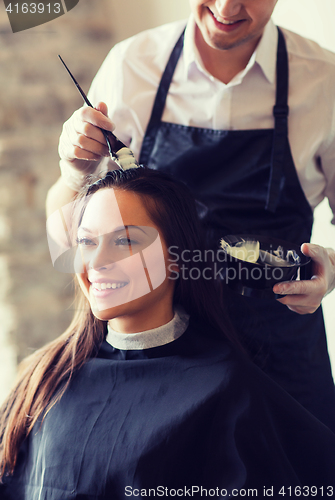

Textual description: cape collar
[106,306,190,350]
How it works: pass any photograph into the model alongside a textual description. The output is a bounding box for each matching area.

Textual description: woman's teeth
[92,282,128,290]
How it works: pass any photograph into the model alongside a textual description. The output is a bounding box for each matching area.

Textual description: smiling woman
[75,187,175,330]
[1,167,335,499]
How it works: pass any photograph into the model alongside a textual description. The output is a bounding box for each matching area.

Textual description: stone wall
[0,0,117,402]
[0,0,190,403]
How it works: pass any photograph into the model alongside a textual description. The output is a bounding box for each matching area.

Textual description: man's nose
[214,0,242,18]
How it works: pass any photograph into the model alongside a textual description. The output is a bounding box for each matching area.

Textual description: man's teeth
[213,15,237,25]
[92,282,128,290]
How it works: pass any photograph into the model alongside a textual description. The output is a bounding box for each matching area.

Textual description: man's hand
[273,243,335,314]
[58,101,115,173]
[46,102,116,215]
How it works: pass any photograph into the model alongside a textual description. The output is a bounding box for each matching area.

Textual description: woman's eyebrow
[109,225,148,235]
[125,225,148,234]
[77,225,148,234]
[77,226,93,233]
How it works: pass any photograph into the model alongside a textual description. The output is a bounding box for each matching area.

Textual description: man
[48,0,335,429]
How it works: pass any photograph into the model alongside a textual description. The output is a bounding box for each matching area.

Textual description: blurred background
[0,0,334,404]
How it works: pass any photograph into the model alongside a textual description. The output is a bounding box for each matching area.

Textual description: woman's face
[76,188,176,328]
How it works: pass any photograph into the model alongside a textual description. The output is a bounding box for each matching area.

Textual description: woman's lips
[90,281,129,298]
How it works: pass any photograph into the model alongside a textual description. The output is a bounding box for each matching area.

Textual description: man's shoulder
[93,19,188,86]
[115,19,187,60]
[280,26,335,68]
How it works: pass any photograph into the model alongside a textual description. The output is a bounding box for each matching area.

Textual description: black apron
[139,28,335,431]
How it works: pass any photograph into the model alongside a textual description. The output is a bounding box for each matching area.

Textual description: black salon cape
[2,320,335,499]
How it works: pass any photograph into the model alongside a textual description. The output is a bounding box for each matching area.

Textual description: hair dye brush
[58,55,140,171]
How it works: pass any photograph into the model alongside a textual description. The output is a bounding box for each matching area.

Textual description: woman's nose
[214,0,242,18]
[87,242,115,271]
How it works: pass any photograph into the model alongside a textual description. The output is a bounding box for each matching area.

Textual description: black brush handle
[58,55,126,156]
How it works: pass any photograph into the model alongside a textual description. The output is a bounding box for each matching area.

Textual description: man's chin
[208,31,254,52]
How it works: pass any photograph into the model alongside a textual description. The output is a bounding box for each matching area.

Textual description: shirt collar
[183,14,201,80]
[254,18,278,84]
[183,15,278,85]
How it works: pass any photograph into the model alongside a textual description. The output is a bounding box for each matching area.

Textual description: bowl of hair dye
[220,235,312,299]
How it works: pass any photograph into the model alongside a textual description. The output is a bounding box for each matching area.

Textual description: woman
[0,167,334,499]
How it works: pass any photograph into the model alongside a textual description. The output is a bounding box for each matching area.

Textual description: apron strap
[139,29,185,165]
[140,26,290,215]
[265,27,289,213]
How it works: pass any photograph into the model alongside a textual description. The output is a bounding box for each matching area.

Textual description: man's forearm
[46,177,78,217]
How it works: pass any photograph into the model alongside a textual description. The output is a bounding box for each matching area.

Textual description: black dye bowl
[220,235,312,299]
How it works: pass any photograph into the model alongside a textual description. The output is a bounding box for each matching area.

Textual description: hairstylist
[48,0,335,430]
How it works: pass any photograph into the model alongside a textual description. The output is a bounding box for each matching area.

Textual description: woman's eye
[76,237,96,246]
[115,237,139,246]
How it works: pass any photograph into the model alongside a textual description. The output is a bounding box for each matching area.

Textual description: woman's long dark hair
[0,167,237,479]
[85,168,236,340]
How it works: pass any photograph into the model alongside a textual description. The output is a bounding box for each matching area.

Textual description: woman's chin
[91,308,117,322]
[89,294,140,322]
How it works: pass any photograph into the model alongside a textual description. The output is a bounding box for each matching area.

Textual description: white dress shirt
[88,16,335,223]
